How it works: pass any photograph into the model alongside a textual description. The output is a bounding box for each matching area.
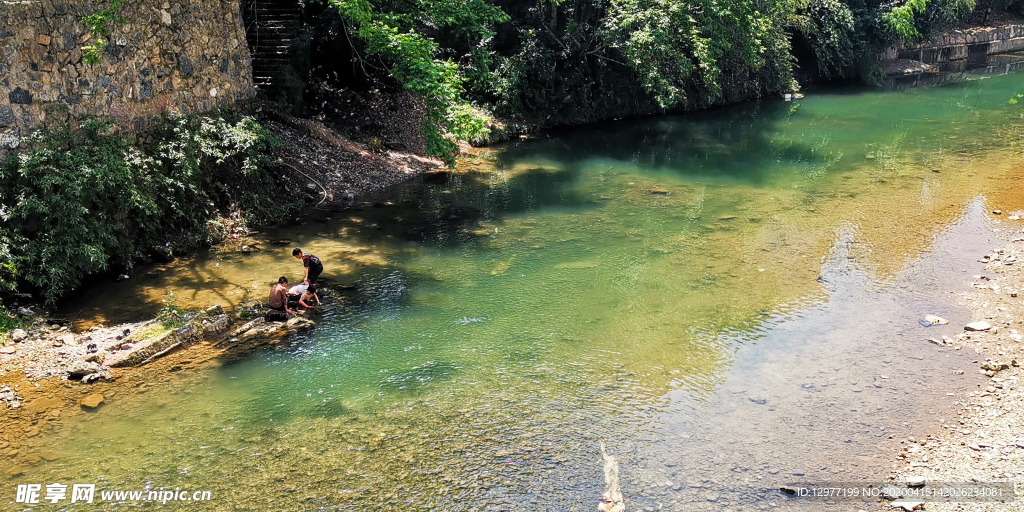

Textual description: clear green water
[20,73,1024,511]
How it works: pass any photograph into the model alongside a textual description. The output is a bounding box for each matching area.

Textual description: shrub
[0,114,283,304]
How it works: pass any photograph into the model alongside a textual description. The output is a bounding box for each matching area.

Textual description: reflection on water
[24,73,1024,510]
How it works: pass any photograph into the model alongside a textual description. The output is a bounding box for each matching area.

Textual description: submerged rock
[80,393,104,409]
[285,316,315,332]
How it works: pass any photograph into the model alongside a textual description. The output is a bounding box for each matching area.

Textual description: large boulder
[202,314,230,335]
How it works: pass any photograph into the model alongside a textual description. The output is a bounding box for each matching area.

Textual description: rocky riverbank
[880,211,1024,511]
[0,300,319,476]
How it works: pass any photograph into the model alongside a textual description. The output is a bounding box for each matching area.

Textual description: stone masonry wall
[0,0,254,157]
[888,24,1024,63]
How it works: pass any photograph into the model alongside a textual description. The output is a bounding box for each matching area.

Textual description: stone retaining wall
[891,24,1024,64]
[0,0,254,158]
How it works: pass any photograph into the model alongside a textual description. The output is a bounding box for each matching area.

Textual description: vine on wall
[81,0,127,65]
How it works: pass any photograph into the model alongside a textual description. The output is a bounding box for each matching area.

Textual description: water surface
[22,72,1024,511]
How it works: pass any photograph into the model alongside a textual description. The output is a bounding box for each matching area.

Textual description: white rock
[892,498,924,511]
[965,321,992,331]
[9,329,27,342]
[905,476,925,487]
[924,314,948,325]
[0,346,15,355]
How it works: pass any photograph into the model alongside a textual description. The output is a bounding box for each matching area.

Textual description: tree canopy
[314,0,984,162]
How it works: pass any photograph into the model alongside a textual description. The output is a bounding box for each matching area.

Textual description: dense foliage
[326,0,509,164]
[882,0,975,42]
[316,0,985,157]
[0,115,283,303]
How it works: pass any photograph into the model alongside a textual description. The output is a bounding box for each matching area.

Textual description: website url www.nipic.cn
[15,484,212,505]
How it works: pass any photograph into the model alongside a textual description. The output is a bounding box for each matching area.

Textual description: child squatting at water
[267,277,321,319]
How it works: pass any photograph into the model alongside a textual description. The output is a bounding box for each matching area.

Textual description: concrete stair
[243,0,303,89]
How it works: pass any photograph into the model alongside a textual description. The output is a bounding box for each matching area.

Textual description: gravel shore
[882,212,1024,512]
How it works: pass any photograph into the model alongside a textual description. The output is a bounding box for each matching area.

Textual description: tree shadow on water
[495,100,832,186]
[323,164,602,250]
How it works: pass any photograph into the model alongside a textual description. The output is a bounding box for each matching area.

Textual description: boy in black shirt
[292,248,324,285]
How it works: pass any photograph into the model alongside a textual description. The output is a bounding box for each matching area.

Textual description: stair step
[250,26,299,31]
[243,0,303,89]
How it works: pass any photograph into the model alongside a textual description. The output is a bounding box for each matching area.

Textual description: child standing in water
[292,248,324,285]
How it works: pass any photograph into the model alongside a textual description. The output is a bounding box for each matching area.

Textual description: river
[17,72,1024,511]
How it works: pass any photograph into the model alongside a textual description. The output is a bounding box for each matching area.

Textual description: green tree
[881,0,975,42]
[328,0,509,165]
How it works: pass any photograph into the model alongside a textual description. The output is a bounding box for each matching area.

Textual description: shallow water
[20,73,1024,510]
